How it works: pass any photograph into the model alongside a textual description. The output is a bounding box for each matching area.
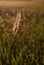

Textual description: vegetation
[0,5,44,65]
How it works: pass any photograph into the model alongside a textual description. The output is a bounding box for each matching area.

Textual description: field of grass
[0,2,44,65]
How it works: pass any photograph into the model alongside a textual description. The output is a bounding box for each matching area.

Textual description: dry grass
[0,0,44,7]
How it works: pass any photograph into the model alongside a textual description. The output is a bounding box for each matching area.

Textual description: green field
[0,2,44,65]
